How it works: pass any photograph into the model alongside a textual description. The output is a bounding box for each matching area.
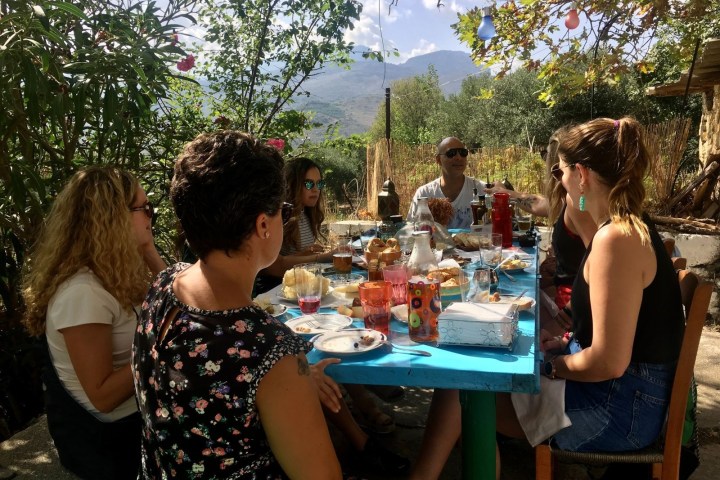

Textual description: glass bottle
[414,197,435,235]
[492,192,513,248]
[502,175,514,191]
[470,186,480,226]
[477,194,488,225]
[406,231,441,343]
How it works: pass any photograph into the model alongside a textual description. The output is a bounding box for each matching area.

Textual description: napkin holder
[437,302,518,349]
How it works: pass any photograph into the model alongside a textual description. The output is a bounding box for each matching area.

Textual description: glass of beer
[332,235,353,275]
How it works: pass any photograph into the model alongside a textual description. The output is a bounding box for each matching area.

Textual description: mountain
[294,49,486,139]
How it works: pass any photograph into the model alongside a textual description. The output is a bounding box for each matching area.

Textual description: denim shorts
[552,362,675,451]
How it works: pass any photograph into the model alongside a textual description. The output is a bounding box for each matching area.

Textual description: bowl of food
[429,266,470,308]
[325,273,365,299]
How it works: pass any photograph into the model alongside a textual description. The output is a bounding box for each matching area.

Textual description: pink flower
[177,54,195,72]
[266,138,285,151]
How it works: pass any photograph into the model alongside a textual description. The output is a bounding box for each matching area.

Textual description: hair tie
[613,120,620,130]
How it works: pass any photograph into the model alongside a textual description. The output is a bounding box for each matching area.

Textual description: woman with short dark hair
[132,131,342,479]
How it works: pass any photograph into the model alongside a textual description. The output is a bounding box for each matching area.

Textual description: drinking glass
[332,235,353,275]
[358,281,393,336]
[382,264,408,306]
[294,263,323,315]
[517,213,532,232]
[467,267,493,303]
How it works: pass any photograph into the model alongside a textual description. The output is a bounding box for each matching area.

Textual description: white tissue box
[438,302,518,348]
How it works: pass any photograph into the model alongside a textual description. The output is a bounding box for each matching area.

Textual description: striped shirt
[280,211,316,255]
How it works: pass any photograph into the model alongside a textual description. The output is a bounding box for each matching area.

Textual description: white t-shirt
[45,268,138,421]
[406,176,483,229]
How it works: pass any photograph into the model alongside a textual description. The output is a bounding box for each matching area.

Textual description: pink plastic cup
[382,264,408,306]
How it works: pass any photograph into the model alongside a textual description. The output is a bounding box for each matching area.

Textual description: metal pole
[385,87,391,141]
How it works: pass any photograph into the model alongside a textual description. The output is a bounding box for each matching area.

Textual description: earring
[578,184,586,212]
[264,232,270,239]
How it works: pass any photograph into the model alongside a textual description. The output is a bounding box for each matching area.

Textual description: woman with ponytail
[408,118,686,480]
[511,116,686,450]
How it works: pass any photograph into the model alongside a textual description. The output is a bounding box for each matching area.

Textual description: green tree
[0,0,198,314]
[451,1,719,105]
[195,0,363,141]
[369,66,445,144]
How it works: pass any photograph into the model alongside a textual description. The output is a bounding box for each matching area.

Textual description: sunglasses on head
[281,202,293,224]
[303,179,325,190]
[550,162,576,181]
[442,148,469,158]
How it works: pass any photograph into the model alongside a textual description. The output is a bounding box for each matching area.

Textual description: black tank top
[551,205,587,286]
[571,216,684,364]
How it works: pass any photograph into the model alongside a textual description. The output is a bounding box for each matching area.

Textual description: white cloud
[407,39,438,59]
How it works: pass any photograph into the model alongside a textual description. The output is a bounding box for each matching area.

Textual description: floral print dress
[132,263,311,479]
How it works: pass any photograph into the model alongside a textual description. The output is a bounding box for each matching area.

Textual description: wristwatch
[543,357,557,380]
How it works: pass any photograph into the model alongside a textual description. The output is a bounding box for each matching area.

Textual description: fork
[306,318,345,331]
[380,340,432,356]
[500,269,516,282]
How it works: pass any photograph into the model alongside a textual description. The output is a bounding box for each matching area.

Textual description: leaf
[49,1,88,20]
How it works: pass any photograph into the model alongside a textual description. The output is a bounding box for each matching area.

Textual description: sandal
[355,406,395,435]
[367,385,405,402]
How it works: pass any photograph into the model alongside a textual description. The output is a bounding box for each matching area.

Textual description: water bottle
[414,197,435,235]
[406,231,441,343]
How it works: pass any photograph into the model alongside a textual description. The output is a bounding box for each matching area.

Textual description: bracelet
[563,331,573,341]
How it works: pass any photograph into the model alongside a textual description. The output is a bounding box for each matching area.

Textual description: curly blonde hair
[23,166,149,336]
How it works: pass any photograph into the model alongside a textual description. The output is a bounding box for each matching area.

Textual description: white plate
[269,304,288,317]
[491,295,536,311]
[277,286,335,304]
[285,314,353,335]
[391,304,408,323]
[499,259,533,273]
[312,328,387,356]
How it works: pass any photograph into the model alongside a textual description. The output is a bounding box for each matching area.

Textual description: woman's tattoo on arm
[517,195,538,211]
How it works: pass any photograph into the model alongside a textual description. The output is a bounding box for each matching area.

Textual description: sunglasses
[129,202,154,220]
[281,202,293,224]
[441,148,469,158]
[303,179,325,190]
[550,163,575,181]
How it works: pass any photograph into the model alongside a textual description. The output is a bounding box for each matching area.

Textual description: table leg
[460,390,496,480]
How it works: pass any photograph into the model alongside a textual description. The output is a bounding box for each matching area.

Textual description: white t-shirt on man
[406,176,483,229]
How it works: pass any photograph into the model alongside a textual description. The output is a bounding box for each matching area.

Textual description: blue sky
[346,1,477,63]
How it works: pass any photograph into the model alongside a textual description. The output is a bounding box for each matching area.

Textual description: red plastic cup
[357,280,392,336]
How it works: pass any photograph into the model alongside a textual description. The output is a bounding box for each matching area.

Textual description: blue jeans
[552,362,675,451]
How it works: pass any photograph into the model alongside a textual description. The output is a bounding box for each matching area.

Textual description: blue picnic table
[275,244,541,480]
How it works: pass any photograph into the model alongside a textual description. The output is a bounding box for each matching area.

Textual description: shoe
[367,385,405,402]
[355,406,395,435]
[356,437,411,476]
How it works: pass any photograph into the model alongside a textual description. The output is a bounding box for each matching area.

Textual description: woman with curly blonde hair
[23,166,165,479]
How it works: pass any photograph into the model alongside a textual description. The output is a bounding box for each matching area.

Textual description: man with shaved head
[406,136,483,229]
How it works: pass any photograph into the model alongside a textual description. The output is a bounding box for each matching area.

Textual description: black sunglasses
[281,202,293,224]
[442,148,469,158]
[129,202,154,219]
[303,179,325,190]
[550,163,575,181]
